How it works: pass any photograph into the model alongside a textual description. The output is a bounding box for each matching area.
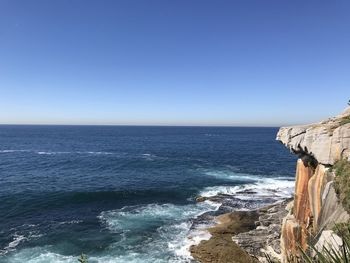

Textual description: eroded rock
[276,107,350,165]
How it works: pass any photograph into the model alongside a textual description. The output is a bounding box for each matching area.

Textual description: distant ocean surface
[0,126,296,263]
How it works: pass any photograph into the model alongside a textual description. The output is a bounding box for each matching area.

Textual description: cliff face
[277,107,350,166]
[277,107,350,262]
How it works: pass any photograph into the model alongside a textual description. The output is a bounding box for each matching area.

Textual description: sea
[0,125,296,263]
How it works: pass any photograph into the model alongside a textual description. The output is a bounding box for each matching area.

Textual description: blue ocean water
[0,126,296,263]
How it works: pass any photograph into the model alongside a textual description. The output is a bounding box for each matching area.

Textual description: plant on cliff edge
[333,160,350,213]
[298,224,350,263]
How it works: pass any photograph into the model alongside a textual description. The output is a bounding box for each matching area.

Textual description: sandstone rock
[232,200,290,262]
[191,201,290,263]
[279,161,312,262]
[308,164,330,231]
[293,159,312,227]
[314,230,342,256]
[280,213,304,262]
[317,181,349,230]
[190,234,258,263]
[277,108,350,262]
[190,210,259,263]
[276,107,350,165]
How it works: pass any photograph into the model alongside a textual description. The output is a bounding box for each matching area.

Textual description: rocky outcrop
[232,200,291,263]
[190,200,291,263]
[190,211,259,263]
[277,108,350,262]
[277,107,350,165]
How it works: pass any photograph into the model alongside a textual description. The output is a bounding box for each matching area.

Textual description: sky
[0,0,349,126]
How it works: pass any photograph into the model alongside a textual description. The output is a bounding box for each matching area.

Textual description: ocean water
[0,126,296,263]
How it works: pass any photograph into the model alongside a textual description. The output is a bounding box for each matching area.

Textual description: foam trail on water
[199,177,295,201]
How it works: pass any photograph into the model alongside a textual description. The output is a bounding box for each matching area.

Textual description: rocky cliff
[276,107,350,262]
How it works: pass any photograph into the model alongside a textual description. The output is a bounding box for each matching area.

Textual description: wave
[0,150,114,155]
[199,177,294,203]
[37,151,114,155]
[0,230,43,257]
[202,169,260,182]
[3,202,219,262]
[0,150,30,153]
[2,234,26,254]
[3,247,77,263]
[1,166,294,262]
[57,220,83,225]
[99,202,218,233]
[97,202,220,262]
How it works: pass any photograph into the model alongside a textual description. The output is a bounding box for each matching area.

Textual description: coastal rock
[277,107,350,262]
[280,212,303,260]
[232,200,290,262]
[317,180,349,231]
[190,234,258,263]
[280,162,349,261]
[307,164,329,231]
[279,159,312,260]
[314,230,343,256]
[191,200,291,263]
[190,210,259,263]
[293,159,313,228]
[276,107,350,165]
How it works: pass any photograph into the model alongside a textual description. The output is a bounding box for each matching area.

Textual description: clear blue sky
[0,0,349,126]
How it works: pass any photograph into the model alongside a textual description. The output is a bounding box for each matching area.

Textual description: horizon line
[0,123,294,128]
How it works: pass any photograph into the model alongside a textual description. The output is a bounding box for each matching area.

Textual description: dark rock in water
[190,198,293,263]
[195,196,208,202]
[195,194,233,203]
[191,211,217,229]
[190,234,258,263]
[190,210,260,263]
[236,190,258,195]
[232,199,292,261]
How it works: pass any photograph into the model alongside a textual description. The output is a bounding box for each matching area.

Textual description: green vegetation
[339,116,350,126]
[299,228,350,263]
[78,254,88,263]
[265,225,350,262]
[333,159,350,213]
[333,222,350,238]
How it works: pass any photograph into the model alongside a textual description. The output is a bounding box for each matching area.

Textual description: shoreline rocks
[190,199,292,263]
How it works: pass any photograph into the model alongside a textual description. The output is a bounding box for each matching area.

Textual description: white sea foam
[0,234,27,256]
[6,235,26,250]
[37,151,70,155]
[199,177,295,201]
[84,151,113,155]
[96,201,219,262]
[99,202,217,233]
[140,153,157,161]
[57,220,83,225]
[0,150,114,155]
[0,150,30,153]
[2,166,294,262]
[4,247,78,263]
[1,228,44,257]
[37,151,113,155]
[200,168,261,182]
